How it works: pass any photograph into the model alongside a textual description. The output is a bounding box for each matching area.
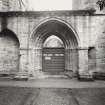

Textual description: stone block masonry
[0,10,105,78]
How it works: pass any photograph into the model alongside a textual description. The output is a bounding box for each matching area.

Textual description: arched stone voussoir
[31,18,79,49]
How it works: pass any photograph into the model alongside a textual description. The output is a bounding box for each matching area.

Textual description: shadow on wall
[0,29,20,74]
[88,47,96,72]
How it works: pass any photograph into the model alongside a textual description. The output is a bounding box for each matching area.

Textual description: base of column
[78,47,94,81]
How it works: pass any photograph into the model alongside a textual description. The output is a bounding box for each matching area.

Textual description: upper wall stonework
[0,10,105,73]
[72,0,105,14]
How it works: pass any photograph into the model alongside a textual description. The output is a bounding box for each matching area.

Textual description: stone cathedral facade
[0,0,105,78]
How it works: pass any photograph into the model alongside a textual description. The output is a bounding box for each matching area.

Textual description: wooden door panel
[42,48,65,72]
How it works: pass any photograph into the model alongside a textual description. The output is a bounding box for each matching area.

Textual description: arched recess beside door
[0,29,20,74]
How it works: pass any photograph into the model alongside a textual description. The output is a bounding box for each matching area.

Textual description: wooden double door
[42,48,65,72]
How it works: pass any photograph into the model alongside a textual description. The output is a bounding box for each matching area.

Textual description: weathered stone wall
[72,0,105,14]
[5,12,94,75]
[0,11,104,76]
[7,16,30,72]
[6,14,79,74]
[5,14,79,75]
[91,15,105,73]
[0,30,19,73]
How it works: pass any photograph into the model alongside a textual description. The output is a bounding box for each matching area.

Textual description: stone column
[78,47,89,75]
[33,48,42,71]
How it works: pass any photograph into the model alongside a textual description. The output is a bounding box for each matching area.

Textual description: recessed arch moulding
[31,18,80,74]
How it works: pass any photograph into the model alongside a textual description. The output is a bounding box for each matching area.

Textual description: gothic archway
[32,19,79,74]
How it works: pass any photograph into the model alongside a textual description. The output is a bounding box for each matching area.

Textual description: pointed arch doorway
[32,19,79,75]
[42,35,65,72]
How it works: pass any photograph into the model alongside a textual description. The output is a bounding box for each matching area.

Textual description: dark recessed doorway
[42,35,65,72]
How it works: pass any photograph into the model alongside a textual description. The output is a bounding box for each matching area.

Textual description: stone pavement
[0,78,105,88]
[0,78,105,105]
[0,87,105,105]
[28,89,79,105]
